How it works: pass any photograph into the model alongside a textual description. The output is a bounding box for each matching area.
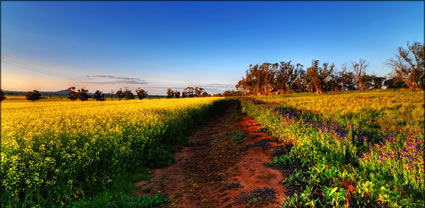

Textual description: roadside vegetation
[241,90,424,207]
[0,97,225,207]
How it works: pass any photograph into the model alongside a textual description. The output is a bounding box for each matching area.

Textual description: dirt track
[136,100,286,208]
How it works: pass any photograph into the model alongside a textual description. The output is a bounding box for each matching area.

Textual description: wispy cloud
[84,75,148,85]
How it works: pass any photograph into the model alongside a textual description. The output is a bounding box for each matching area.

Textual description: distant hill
[4,89,70,96]
[52,89,70,95]
[3,89,166,97]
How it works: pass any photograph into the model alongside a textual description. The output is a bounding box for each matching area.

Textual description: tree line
[235,42,424,96]
[0,87,150,102]
[0,42,422,102]
[166,86,210,98]
[67,87,149,101]
[0,86,212,102]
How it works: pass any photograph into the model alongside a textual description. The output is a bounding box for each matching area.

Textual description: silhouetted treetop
[26,90,41,102]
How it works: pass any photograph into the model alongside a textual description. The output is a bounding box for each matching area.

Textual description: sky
[1,1,424,95]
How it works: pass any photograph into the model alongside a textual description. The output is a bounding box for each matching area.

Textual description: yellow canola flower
[0,97,223,203]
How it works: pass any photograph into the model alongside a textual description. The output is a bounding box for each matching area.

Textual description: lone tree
[67,87,89,101]
[0,89,6,102]
[352,59,368,90]
[77,88,89,101]
[166,88,175,98]
[115,89,125,100]
[94,90,105,101]
[25,90,41,102]
[387,41,424,90]
[175,90,181,98]
[123,88,135,100]
[184,87,195,97]
[68,87,78,101]
[136,88,148,99]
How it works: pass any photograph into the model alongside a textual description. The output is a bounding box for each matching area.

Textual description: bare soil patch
[136,100,286,207]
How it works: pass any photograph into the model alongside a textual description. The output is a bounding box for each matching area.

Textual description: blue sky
[1,1,424,95]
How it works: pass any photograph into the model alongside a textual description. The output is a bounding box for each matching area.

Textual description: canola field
[241,90,424,207]
[0,97,223,206]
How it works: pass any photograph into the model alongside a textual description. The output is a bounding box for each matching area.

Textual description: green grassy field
[241,90,424,207]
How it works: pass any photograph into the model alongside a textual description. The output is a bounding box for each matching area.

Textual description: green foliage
[109,193,167,208]
[1,98,225,207]
[241,91,424,207]
[25,90,41,102]
[69,166,162,208]
[71,193,167,208]
[142,146,175,168]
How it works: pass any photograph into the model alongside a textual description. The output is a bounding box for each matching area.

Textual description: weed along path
[136,100,286,208]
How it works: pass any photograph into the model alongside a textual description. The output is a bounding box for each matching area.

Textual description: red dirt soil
[136,101,286,208]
